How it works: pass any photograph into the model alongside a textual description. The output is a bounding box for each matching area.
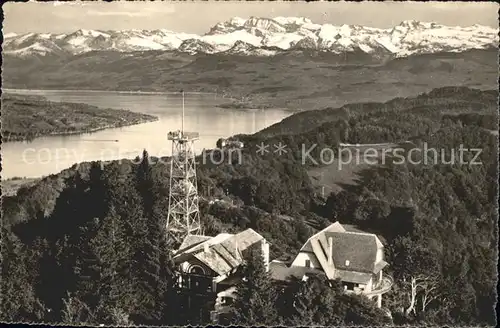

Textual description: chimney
[204,243,209,253]
[261,240,270,272]
[328,237,333,265]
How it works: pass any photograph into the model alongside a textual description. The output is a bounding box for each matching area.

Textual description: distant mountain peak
[399,20,423,26]
[3,17,498,58]
[274,16,313,26]
[179,38,216,55]
[4,32,18,38]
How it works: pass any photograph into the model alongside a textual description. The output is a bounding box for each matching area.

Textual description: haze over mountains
[3,16,498,57]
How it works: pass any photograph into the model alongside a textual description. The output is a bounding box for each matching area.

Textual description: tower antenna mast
[166,90,201,244]
[182,90,185,134]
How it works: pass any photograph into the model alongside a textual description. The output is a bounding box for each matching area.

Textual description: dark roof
[343,224,389,245]
[335,270,372,284]
[295,222,386,279]
[300,222,346,253]
[174,229,265,276]
[325,231,378,273]
[301,242,314,253]
[269,261,325,281]
[373,260,389,274]
[177,235,211,253]
[342,224,368,233]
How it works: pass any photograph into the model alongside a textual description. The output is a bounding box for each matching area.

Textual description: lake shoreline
[2,93,160,143]
[5,88,303,116]
[1,177,41,197]
[5,88,298,113]
[2,117,160,143]
[2,90,292,180]
[3,88,217,96]
[216,102,298,113]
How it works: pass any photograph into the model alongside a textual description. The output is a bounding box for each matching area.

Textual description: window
[344,282,355,291]
[221,297,233,306]
[305,260,311,268]
[180,275,189,289]
[189,265,205,275]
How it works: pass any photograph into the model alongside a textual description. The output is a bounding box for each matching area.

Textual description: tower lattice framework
[166,91,201,244]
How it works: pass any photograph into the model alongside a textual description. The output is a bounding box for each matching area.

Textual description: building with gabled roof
[174,228,269,278]
[270,222,392,308]
[172,228,270,323]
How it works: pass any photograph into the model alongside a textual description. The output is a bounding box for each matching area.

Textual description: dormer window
[189,265,205,275]
[344,282,355,291]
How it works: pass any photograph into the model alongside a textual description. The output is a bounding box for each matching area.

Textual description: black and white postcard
[1,1,498,326]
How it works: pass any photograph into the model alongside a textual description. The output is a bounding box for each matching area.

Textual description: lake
[2,89,292,179]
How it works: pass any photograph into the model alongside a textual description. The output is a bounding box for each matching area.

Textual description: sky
[3,1,498,34]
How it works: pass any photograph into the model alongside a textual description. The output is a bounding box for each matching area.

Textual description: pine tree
[134,149,165,323]
[88,204,135,324]
[287,275,389,326]
[71,216,103,314]
[137,150,154,219]
[230,247,279,326]
[159,241,180,325]
[71,161,143,322]
[287,275,344,326]
[61,292,93,325]
[110,307,133,326]
[106,163,148,321]
[0,228,38,322]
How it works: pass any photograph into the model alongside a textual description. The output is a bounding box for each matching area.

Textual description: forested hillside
[1,87,497,326]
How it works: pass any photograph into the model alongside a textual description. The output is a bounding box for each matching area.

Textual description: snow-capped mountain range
[3,16,498,57]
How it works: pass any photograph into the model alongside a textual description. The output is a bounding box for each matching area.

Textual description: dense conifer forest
[1,86,497,326]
